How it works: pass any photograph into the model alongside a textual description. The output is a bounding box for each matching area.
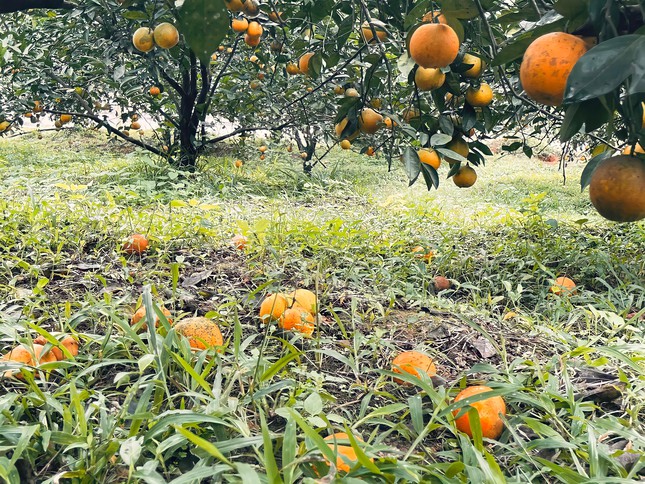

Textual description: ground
[0,130,643,483]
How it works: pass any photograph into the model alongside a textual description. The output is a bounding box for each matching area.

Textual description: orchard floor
[0,130,643,483]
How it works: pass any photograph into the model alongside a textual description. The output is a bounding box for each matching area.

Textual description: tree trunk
[176,52,199,171]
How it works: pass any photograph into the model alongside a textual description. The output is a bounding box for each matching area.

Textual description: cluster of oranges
[132,22,179,53]
[259,289,318,337]
[1,335,78,379]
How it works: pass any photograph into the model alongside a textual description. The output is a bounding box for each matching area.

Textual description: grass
[0,130,643,483]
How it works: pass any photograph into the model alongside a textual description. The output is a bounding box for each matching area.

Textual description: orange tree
[1,0,644,219]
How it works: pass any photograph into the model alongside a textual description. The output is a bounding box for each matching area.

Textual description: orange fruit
[224,0,245,11]
[244,34,261,47]
[323,432,371,473]
[286,63,300,75]
[131,122,141,130]
[622,143,645,155]
[453,165,477,188]
[259,154,266,160]
[279,308,315,336]
[411,245,433,261]
[453,385,506,439]
[258,145,268,153]
[383,117,396,129]
[33,335,79,361]
[149,86,161,96]
[231,234,247,248]
[130,306,173,330]
[60,114,72,124]
[250,80,261,90]
[445,137,469,164]
[122,233,149,254]
[588,155,645,222]
[247,21,263,37]
[234,159,244,169]
[340,139,351,150]
[434,275,451,291]
[414,66,445,91]
[33,100,43,113]
[462,53,484,78]
[174,317,223,350]
[288,289,318,314]
[1,344,57,378]
[34,335,78,361]
[402,107,420,122]
[550,276,577,295]
[345,88,360,98]
[465,83,493,107]
[392,350,437,384]
[268,11,283,22]
[519,32,587,106]
[409,23,460,68]
[242,0,260,18]
[365,146,375,156]
[333,85,344,95]
[418,148,440,169]
[153,22,179,49]
[358,108,383,134]
[259,293,289,323]
[335,117,359,141]
[298,52,315,75]
[231,17,249,32]
[422,10,447,23]
[132,27,155,52]
[361,20,387,43]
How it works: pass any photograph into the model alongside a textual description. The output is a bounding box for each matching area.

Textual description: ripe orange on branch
[418,148,440,169]
[588,155,645,222]
[414,66,445,91]
[358,108,383,134]
[445,137,469,164]
[453,385,506,439]
[519,32,587,106]
[453,165,477,188]
[153,23,179,49]
[409,23,460,68]
[246,21,263,37]
[461,53,484,78]
[298,52,315,75]
[361,19,387,43]
[132,27,155,52]
[231,18,249,33]
[465,83,493,107]
[149,86,161,96]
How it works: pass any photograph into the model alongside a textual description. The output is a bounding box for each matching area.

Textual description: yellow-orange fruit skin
[445,138,469,164]
[288,289,317,314]
[358,108,383,134]
[392,350,436,384]
[519,32,587,107]
[453,165,477,188]
[299,52,315,75]
[279,308,315,337]
[409,23,460,69]
[588,155,645,222]
[132,27,155,53]
[174,317,223,350]
[130,306,173,330]
[153,23,180,49]
[418,148,440,169]
[123,233,149,254]
[259,293,289,322]
[453,385,506,439]
[550,276,577,295]
[323,433,371,473]
[33,335,79,360]
[414,67,445,91]
[1,344,57,378]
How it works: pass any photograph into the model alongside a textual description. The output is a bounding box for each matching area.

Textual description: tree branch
[0,0,74,14]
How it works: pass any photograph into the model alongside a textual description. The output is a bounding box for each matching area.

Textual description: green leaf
[420,161,440,190]
[173,425,233,466]
[177,0,229,65]
[564,35,645,104]
[403,146,421,186]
